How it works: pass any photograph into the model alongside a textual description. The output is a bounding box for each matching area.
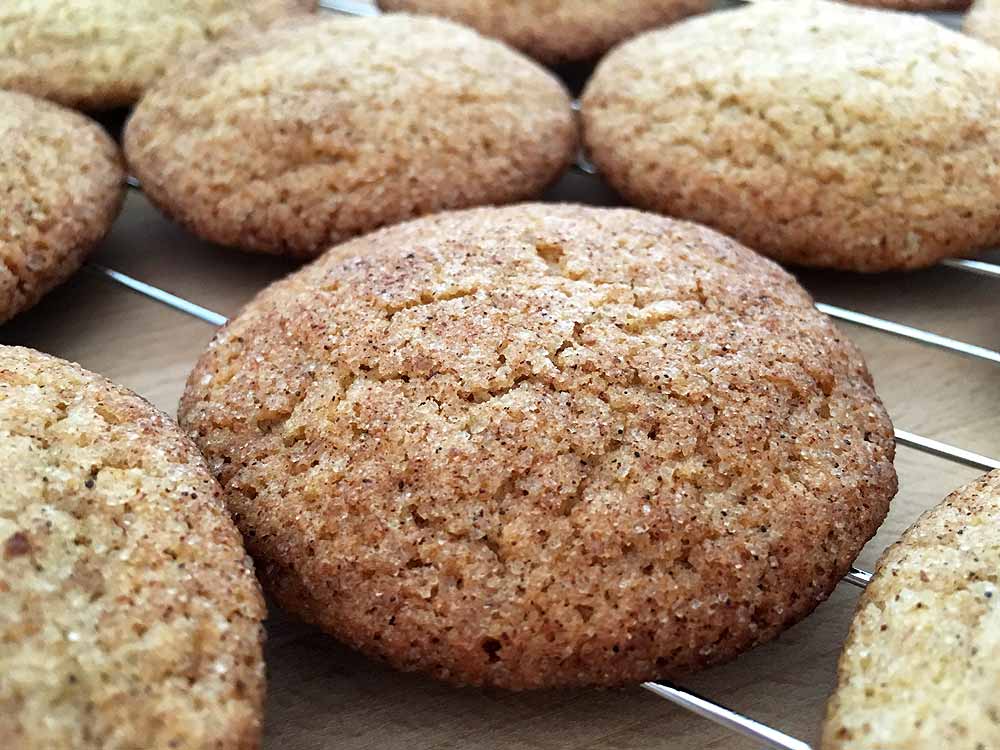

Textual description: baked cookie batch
[1,0,997,747]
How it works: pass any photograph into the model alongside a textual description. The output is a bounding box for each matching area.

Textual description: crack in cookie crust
[180,204,897,689]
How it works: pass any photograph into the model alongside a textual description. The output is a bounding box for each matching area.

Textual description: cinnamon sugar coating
[0,346,266,749]
[582,0,1000,271]
[180,204,897,688]
[124,14,576,258]
[823,471,1000,750]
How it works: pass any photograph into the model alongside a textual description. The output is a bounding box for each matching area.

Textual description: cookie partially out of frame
[1,91,124,325]
[179,203,897,690]
[822,470,1000,750]
[0,0,315,110]
[581,0,1000,272]
[0,346,266,749]
[966,0,1000,49]
[124,14,577,259]
[377,0,711,64]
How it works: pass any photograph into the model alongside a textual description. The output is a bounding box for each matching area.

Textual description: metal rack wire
[83,2,1000,748]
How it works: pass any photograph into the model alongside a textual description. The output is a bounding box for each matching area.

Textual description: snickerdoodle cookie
[1,91,124,325]
[0,0,314,110]
[377,0,711,64]
[179,204,897,689]
[124,14,576,259]
[0,346,266,749]
[966,0,1000,49]
[581,0,1000,271]
[822,470,1000,750]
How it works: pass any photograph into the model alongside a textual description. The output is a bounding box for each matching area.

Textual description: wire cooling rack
[17,1,996,748]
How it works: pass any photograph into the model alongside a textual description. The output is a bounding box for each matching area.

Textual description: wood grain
[1,5,998,746]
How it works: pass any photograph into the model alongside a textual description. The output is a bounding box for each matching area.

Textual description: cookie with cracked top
[377,0,711,64]
[0,0,315,110]
[0,345,266,749]
[179,203,897,689]
[1,90,124,325]
[581,0,1000,271]
[124,14,577,259]
[822,470,1000,750]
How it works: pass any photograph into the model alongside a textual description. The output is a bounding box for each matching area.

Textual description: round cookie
[124,15,577,259]
[179,203,897,689]
[966,0,1000,49]
[377,0,712,65]
[581,0,1000,272]
[0,0,315,110]
[1,91,124,325]
[822,470,1000,750]
[0,346,266,749]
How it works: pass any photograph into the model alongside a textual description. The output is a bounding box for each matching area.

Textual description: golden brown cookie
[1,91,124,325]
[0,346,266,750]
[822,470,1000,750]
[377,0,711,64]
[581,0,1000,272]
[966,0,1000,49]
[0,0,315,110]
[124,14,576,259]
[179,203,897,689]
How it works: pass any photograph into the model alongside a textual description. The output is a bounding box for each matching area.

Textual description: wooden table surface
[3,4,998,749]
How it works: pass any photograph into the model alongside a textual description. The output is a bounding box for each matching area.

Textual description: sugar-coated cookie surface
[0,91,124,325]
[0,0,314,109]
[377,0,711,64]
[966,0,1000,49]
[0,346,266,749]
[822,470,1000,750]
[180,204,897,689]
[581,0,1000,272]
[124,14,577,259]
